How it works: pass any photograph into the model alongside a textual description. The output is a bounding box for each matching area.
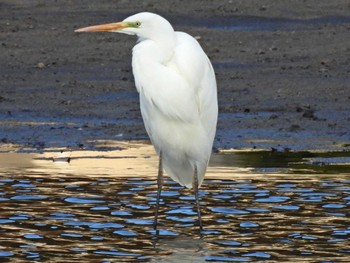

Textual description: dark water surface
[0,142,349,262]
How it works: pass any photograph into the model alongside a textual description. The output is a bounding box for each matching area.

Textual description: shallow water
[0,141,349,262]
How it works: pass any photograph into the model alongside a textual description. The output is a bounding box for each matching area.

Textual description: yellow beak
[75,22,128,32]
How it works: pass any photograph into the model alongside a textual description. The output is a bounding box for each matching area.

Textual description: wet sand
[0,0,349,151]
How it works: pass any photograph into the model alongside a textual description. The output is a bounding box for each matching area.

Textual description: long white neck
[137,31,176,63]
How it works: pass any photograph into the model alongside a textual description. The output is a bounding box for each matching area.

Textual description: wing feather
[132,32,217,188]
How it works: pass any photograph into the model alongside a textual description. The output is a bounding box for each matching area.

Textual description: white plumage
[75,12,218,229]
[129,13,217,188]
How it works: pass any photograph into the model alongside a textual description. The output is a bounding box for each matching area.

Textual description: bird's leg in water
[153,152,163,230]
[193,166,203,231]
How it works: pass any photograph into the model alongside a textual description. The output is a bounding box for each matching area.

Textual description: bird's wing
[132,40,199,124]
[171,32,218,143]
[132,31,217,143]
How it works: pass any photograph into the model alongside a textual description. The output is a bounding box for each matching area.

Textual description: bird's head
[75,12,174,41]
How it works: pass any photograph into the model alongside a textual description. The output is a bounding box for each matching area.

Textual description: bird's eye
[135,21,141,27]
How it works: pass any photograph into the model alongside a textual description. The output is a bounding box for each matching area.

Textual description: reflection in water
[0,141,349,262]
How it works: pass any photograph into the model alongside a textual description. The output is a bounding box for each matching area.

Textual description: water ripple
[10,195,46,201]
[243,252,272,259]
[209,207,250,215]
[24,234,44,239]
[0,148,349,262]
[64,196,105,204]
[93,250,141,257]
[0,251,14,257]
[113,229,138,237]
[254,196,290,203]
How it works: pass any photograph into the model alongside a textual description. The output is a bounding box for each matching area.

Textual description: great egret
[75,12,218,230]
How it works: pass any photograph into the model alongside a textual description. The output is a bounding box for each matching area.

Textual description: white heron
[75,12,218,230]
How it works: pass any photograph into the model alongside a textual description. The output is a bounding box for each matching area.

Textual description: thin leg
[193,165,203,231]
[153,151,163,230]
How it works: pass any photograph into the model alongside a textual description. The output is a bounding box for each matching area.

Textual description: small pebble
[36,62,45,69]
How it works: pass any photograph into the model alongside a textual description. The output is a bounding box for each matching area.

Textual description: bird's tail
[163,158,208,189]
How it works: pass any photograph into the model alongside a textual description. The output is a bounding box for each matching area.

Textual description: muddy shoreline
[1,0,349,152]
